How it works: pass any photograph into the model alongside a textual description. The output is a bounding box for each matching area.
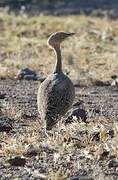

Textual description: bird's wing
[44,78,74,115]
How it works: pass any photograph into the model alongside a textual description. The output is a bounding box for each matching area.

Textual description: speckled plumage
[38,72,75,130]
[37,32,75,131]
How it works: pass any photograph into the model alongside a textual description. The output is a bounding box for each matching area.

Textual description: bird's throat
[53,46,62,73]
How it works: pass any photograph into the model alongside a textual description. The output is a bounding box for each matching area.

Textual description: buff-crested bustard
[37,32,75,132]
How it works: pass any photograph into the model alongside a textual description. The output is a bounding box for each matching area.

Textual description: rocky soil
[0,79,118,120]
[0,79,118,179]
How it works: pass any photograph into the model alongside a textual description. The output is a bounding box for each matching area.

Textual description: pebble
[8,156,26,166]
[65,108,87,124]
[0,117,14,133]
[69,176,93,180]
[0,92,6,99]
[17,68,45,81]
[107,159,118,168]
[24,144,38,157]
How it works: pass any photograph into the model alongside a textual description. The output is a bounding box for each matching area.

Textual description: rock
[31,171,47,179]
[0,92,6,99]
[0,52,7,61]
[21,112,37,119]
[111,75,117,80]
[108,129,114,138]
[8,156,26,166]
[73,108,87,122]
[65,108,87,124]
[17,68,45,81]
[93,80,110,86]
[24,144,38,157]
[69,176,93,180]
[64,100,87,124]
[69,177,80,180]
[99,150,109,161]
[90,131,100,141]
[111,78,118,87]
[0,117,14,133]
[107,159,118,168]
[111,75,118,87]
[93,108,100,114]
[17,68,37,80]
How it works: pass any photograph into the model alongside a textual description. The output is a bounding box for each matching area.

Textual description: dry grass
[0,8,118,81]
[0,8,118,179]
[0,115,117,179]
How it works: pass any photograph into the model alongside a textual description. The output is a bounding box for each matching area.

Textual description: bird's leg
[44,128,49,138]
[51,119,61,141]
[43,123,49,138]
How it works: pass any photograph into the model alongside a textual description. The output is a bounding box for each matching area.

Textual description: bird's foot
[44,129,49,138]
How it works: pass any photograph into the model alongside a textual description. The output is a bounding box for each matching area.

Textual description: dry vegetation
[0,8,118,81]
[0,7,118,180]
[0,112,118,179]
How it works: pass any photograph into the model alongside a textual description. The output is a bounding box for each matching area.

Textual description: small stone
[69,176,79,180]
[107,159,118,168]
[0,92,6,99]
[0,117,14,133]
[93,80,110,86]
[72,108,87,122]
[17,67,45,81]
[91,131,100,141]
[111,75,117,80]
[99,150,109,161]
[111,78,118,87]
[8,156,26,166]
[69,176,93,180]
[17,68,37,80]
[21,112,37,119]
[93,108,100,114]
[108,129,114,138]
[65,108,87,124]
[24,144,38,157]
[0,52,7,61]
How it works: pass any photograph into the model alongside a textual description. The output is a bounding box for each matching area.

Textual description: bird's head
[47,31,75,49]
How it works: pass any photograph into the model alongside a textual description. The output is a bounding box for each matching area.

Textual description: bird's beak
[66,32,75,37]
[63,33,75,40]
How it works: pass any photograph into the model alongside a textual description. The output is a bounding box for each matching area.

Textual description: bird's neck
[53,45,62,73]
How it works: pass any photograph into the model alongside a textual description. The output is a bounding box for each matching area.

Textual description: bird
[37,31,75,132]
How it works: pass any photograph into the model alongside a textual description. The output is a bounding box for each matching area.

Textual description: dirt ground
[0,79,118,179]
[0,79,118,120]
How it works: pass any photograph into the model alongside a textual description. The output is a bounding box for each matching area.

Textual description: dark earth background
[0,0,118,18]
